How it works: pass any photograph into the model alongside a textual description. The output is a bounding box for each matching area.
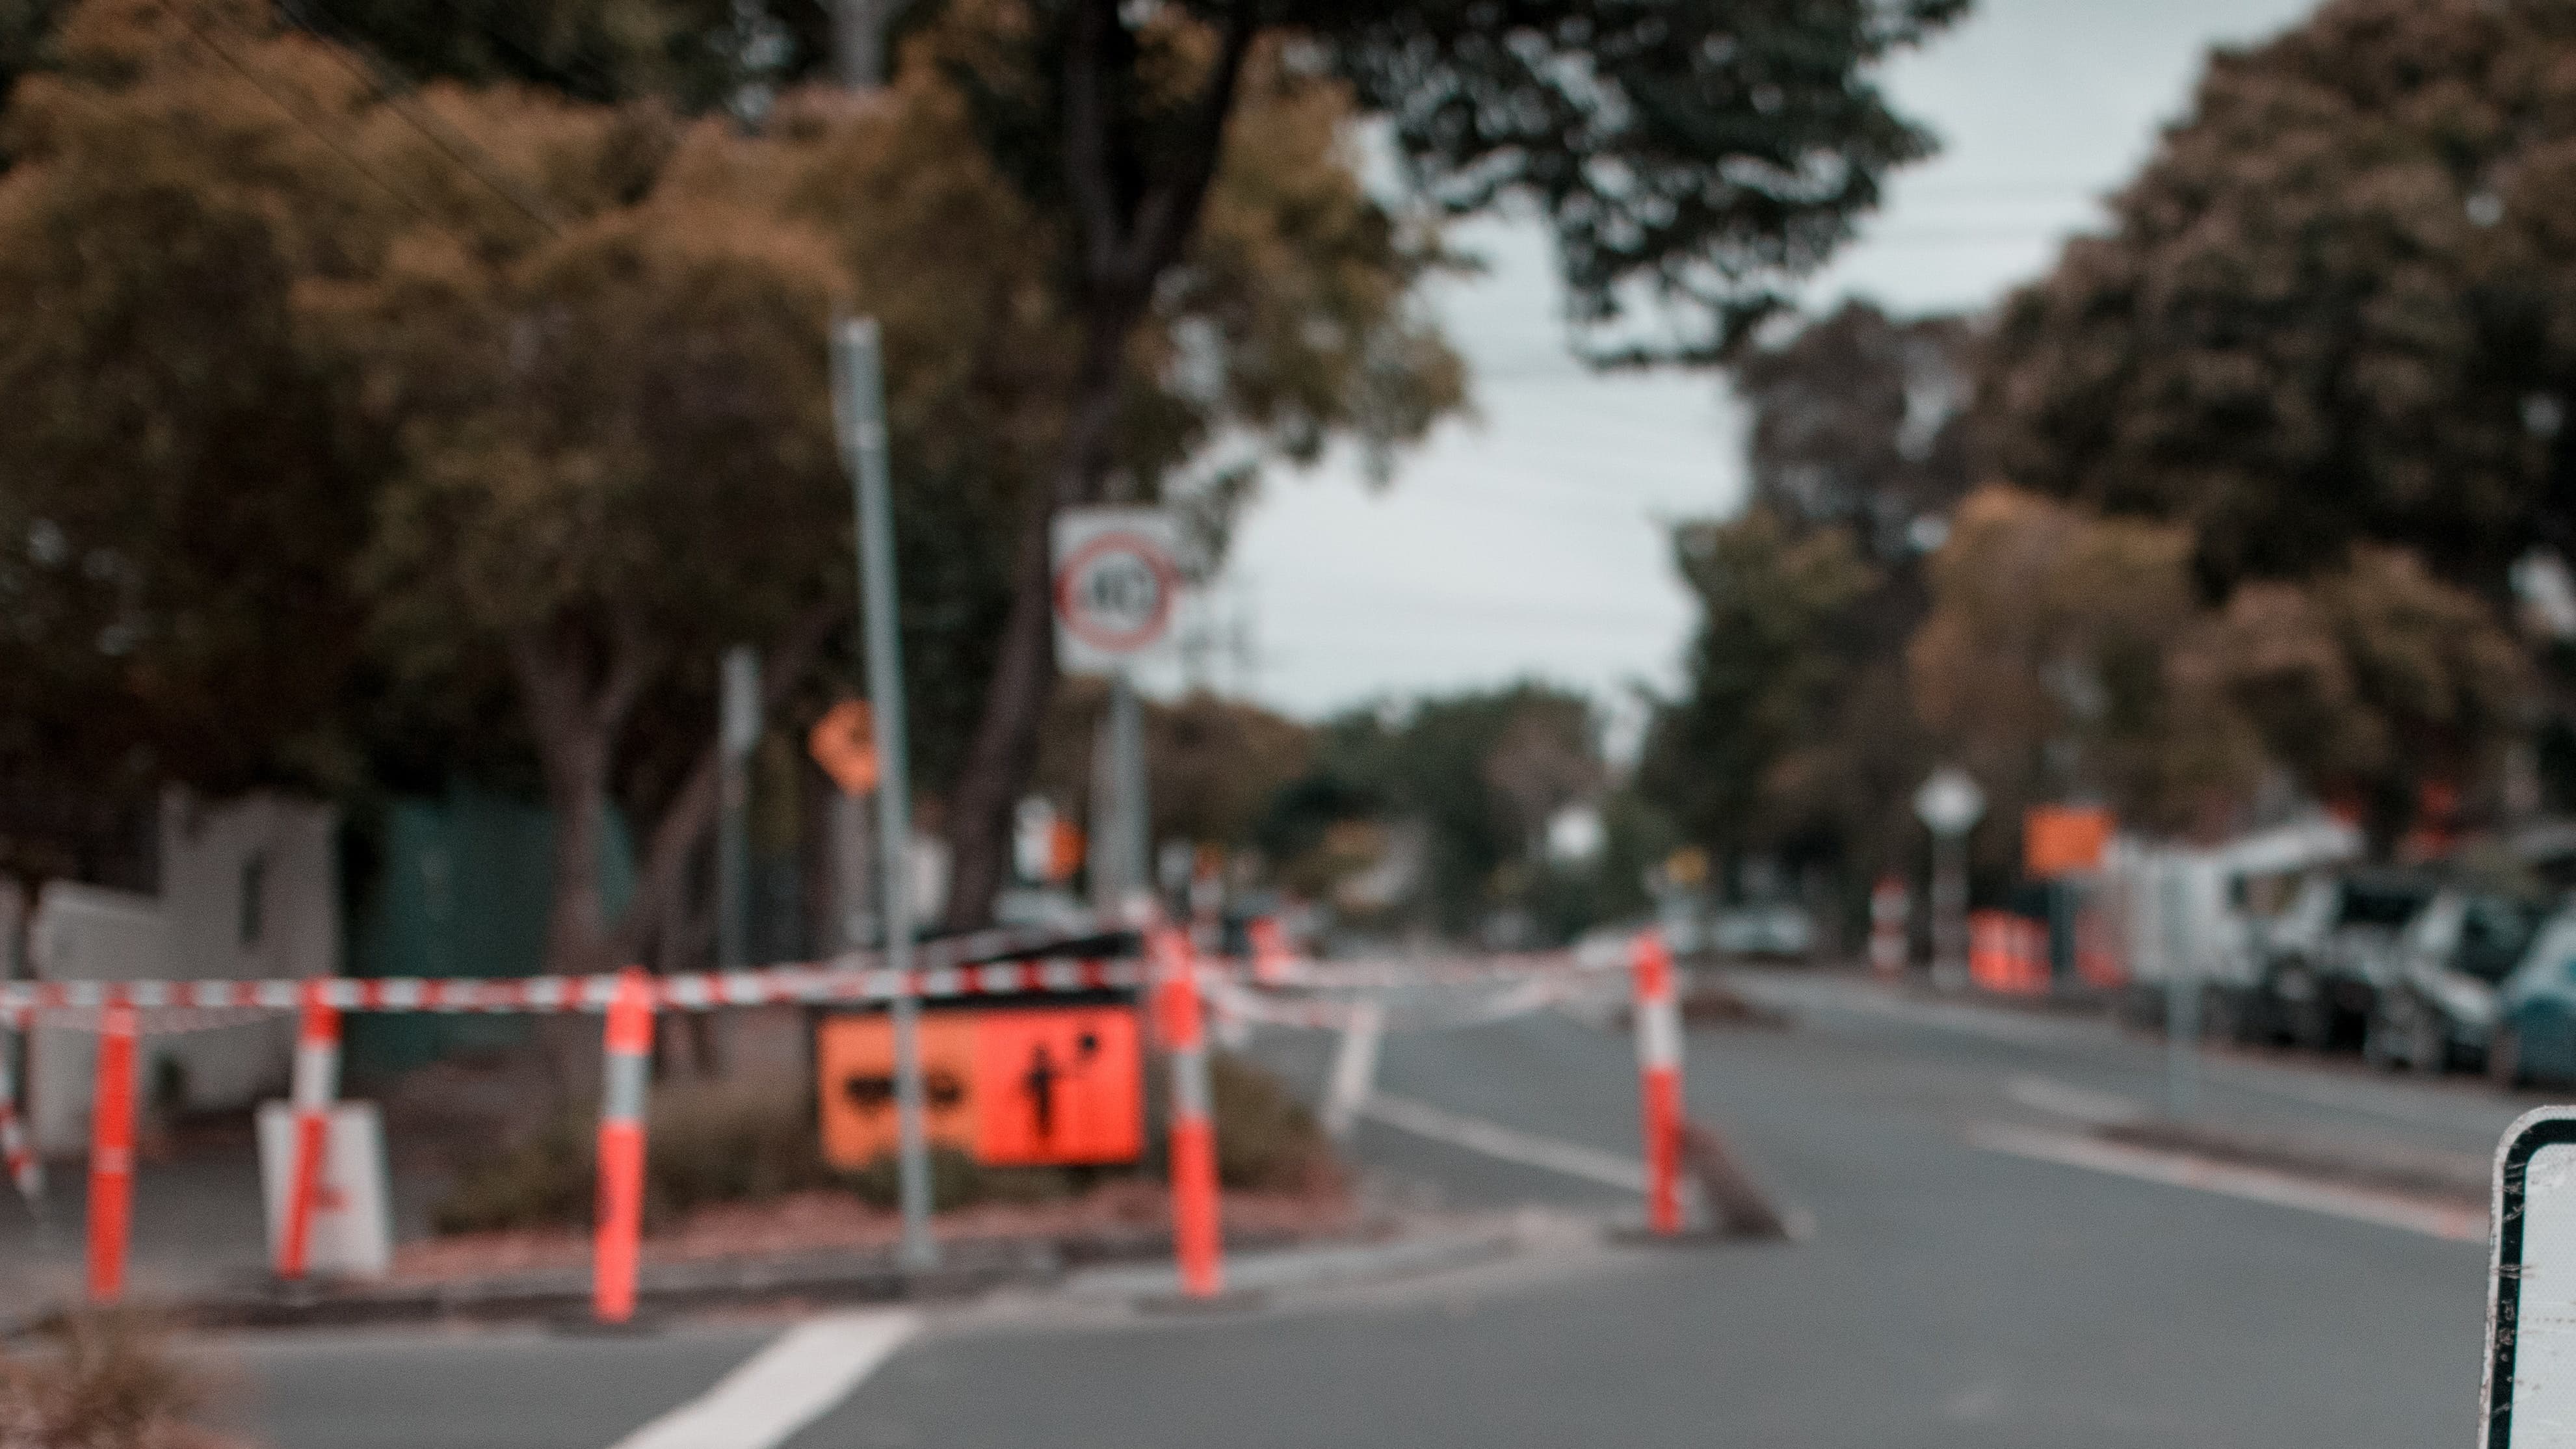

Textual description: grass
[0,1312,244,1448]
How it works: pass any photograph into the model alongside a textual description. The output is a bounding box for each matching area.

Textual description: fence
[1,918,1691,1316]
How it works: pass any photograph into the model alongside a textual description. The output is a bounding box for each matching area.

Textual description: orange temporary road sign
[808,699,879,796]
[2023,805,2112,878]
[818,1006,1142,1169]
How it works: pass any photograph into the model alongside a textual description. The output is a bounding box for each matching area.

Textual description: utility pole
[831,0,889,90]
[833,317,935,1272]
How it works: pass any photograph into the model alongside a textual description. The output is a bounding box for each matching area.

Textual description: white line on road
[2003,1075,2147,1127]
[609,1309,919,1449]
[1361,1093,1647,1193]
[1322,999,1386,1140]
[1966,1121,2486,1243]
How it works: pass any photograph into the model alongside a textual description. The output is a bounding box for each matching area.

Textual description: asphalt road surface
[218,970,2530,1449]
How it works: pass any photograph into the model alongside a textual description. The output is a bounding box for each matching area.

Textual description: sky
[1195,0,2326,728]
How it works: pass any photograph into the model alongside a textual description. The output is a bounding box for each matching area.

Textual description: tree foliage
[1265,682,1629,939]
[1976,0,2576,592]
[0,0,1464,967]
[1909,488,2529,848]
[1640,508,1881,874]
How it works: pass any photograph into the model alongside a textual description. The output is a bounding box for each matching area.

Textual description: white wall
[25,792,338,1156]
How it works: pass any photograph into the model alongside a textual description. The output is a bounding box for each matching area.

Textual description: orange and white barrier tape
[593,967,655,1324]
[277,980,341,1281]
[86,1002,138,1303]
[1629,931,1685,1237]
[1151,928,1224,1299]
[1199,969,1597,1034]
[0,954,1141,1020]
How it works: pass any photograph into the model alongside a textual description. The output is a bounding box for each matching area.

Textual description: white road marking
[1966,1121,2487,1242]
[2003,1074,2146,1126]
[1322,999,1386,1140]
[609,1309,919,1449]
[1361,1093,1647,1193]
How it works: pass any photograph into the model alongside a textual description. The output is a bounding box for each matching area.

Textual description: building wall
[24,792,338,1156]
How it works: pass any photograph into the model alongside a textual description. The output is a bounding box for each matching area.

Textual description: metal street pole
[2161,859,2198,1119]
[1931,832,1967,987]
[717,646,759,971]
[1090,670,1148,916]
[833,317,935,1272]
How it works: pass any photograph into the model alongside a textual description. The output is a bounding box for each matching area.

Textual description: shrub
[1207,1051,1336,1192]
[428,1047,1340,1233]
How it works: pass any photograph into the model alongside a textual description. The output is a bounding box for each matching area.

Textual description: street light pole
[833,317,936,1272]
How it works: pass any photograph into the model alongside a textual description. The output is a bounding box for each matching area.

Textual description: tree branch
[1064,0,1124,280]
[1123,0,1260,291]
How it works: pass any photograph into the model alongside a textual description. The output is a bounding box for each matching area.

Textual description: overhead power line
[161,0,445,230]
[278,0,562,237]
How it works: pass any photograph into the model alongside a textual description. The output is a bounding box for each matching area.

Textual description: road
[216,969,2525,1448]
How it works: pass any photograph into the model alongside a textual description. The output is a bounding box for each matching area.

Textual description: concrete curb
[0,1224,1439,1337]
[1062,1222,1522,1307]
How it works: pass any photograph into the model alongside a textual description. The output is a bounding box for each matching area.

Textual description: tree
[1975,0,2576,594]
[0,0,1466,967]
[1908,487,2530,849]
[1737,299,1973,566]
[0,0,401,877]
[1264,683,1610,938]
[1639,508,1882,881]
[919,0,1970,926]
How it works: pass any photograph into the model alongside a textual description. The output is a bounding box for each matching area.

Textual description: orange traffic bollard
[1629,931,1685,1237]
[278,980,342,1281]
[593,968,655,1324]
[1152,928,1224,1298]
[87,1001,137,1303]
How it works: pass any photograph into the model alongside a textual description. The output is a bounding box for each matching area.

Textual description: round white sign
[1913,766,1986,836]
[1053,529,1179,656]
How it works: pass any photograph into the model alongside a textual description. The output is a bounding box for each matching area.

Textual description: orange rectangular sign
[818,1006,1143,1169]
[2023,805,2112,878]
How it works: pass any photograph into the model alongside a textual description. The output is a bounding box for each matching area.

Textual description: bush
[429,1049,1341,1233]
[0,1312,242,1448]
[1207,1051,1336,1192]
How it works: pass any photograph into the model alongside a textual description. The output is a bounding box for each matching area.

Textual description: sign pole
[717,646,760,973]
[2161,861,2197,1119]
[1913,768,1985,991]
[834,317,936,1273]
[1109,669,1146,911]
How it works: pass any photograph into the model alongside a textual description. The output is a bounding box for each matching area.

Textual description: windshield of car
[2458,898,2548,984]
[2337,881,2430,930]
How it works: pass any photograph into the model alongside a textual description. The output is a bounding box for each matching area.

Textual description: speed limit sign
[1052,508,1182,673]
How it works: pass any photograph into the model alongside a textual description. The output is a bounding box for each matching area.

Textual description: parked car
[2252,870,2437,1050]
[2491,906,2576,1088]
[2361,887,2550,1072]
[1709,902,1815,960]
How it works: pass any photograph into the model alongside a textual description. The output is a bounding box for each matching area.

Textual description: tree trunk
[937,0,1258,930]
[943,320,1130,929]
[511,627,637,976]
